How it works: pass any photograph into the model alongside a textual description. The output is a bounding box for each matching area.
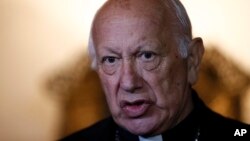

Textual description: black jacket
[61,91,250,141]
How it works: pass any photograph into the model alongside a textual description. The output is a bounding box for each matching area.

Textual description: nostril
[120,74,144,93]
[123,86,141,93]
[120,76,142,92]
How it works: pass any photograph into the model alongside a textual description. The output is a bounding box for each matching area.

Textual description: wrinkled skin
[92,0,204,136]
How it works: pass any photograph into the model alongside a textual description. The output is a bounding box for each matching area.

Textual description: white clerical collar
[139,135,163,141]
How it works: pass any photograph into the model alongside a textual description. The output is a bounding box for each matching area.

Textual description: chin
[119,117,160,136]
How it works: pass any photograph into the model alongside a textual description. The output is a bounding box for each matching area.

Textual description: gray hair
[88,0,192,69]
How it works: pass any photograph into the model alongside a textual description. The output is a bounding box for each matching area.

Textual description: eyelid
[101,56,118,63]
[137,51,157,57]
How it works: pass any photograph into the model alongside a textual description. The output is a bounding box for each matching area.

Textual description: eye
[102,56,117,64]
[139,51,156,61]
[101,56,120,75]
[137,51,161,71]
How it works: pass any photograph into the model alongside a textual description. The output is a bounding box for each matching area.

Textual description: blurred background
[0,0,249,140]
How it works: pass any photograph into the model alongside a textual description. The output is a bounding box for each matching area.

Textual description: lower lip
[122,103,150,118]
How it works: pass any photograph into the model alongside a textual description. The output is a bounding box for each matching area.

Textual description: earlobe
[187,37,205,85]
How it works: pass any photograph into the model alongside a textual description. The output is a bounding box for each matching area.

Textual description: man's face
[93,9,192,135]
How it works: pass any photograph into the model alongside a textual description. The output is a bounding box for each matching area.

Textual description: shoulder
[200,105,250,140]
[202,105,249,128]
[60,117,116,141]
[192,90,249,140]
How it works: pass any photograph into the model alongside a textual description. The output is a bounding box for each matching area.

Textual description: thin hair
[161,0,192,58]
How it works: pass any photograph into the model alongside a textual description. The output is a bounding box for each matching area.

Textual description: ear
[187,37,205,85]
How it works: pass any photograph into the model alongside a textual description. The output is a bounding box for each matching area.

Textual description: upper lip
[120,99,152,108]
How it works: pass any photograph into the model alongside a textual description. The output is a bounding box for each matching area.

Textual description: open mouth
[120,100,152,118]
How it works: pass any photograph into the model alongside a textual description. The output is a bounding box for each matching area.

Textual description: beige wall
[0,0,249,140]
[182,0,250,73]
[0,0,91,140]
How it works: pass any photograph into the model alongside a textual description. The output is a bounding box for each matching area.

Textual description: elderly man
[62,0,249,140]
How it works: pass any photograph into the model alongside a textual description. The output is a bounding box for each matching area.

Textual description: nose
[120,59,142,93]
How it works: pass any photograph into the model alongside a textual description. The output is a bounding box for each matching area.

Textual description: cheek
[98,71,120,110]
[98,70,118,92]
[142,58,188,106]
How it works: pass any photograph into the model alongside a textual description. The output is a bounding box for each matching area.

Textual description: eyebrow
[97,39,169,56]
[136,40,164,51]
[98,45,122,55]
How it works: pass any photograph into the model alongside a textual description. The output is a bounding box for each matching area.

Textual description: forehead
[93,0,173,38]
[94,0,172,27]
[94,17,163,49]
[95,14,163,36]
[92,0,178,52]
